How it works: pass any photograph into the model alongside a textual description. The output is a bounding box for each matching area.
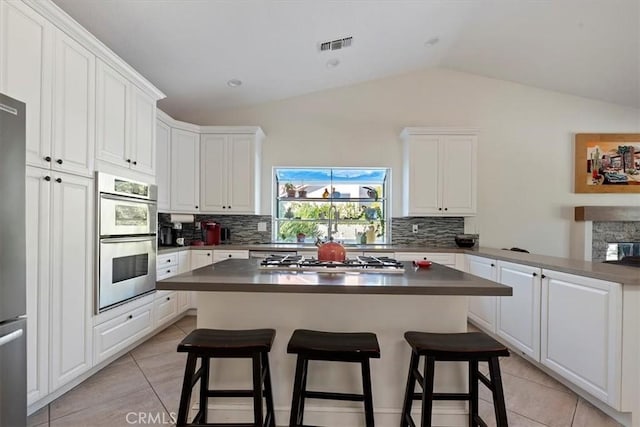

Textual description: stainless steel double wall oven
[97,173,158,312]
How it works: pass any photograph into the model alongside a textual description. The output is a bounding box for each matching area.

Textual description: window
[273,168,389,244]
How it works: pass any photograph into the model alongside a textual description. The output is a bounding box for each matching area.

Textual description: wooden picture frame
[574,133,640,193]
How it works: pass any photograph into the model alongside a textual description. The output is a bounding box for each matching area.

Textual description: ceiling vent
[319,37,353,52]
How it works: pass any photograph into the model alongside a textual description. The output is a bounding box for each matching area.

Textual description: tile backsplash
[158,213,272,245]
[592,221,640,261]
[159,213,468,247]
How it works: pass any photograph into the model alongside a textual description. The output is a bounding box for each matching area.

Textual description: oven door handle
[99,193,158,205]
[100,236,157,244]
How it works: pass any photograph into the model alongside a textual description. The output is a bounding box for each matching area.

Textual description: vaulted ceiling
[53,0,640,123]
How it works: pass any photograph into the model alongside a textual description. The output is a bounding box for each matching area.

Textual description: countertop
[157,259,512,296]
[157,243,640,286]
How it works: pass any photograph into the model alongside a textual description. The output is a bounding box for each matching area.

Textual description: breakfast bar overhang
[158,259,511,427]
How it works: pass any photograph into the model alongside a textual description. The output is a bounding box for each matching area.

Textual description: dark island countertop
[157,259,512,296]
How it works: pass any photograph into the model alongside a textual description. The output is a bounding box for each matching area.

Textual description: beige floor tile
[500,353,571,393]
[151,374,200,416]
[174,315,197,335]
[130,325,186,361]
[479,399,547,427]
[50,388,172,427]
[27,405,48,427]
[479,371,577,427]
[110,352,135,367]
[136,349,188,384]
[50,357,151,420]
[572,398,623,427]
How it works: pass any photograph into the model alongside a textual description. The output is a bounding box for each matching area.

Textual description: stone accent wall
[391,217,467,247]
[158,213,272,245]
[592,221,640,261]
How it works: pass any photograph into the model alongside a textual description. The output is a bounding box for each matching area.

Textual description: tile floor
[27,316,622,427]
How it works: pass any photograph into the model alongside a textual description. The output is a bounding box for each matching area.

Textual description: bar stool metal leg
[252,353,264,427]
[420,356,435,427]
[298,358,309,426]
[261,352,276,427]
[361,358,375,427]
[198,356,210,424]
[289,356,306,427]
[177,353,198,426]
[400,351,419,427]
[489,357,508,427]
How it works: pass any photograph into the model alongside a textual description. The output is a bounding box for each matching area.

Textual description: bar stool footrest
[304,390,365,401]
[206,389,257,398]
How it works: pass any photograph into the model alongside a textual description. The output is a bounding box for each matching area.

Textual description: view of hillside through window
[273,168,389,244]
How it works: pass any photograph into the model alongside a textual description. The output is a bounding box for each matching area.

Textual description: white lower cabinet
[178,250,191,274]
[466,255,497,333]
[93,302,153,364]
[26,167,94,402]
[191,250,214,269]
[496,261,541,360]
[213,249,249,263]
[177,291,191,313]
[155,292,179,327]
[541,270,622,407]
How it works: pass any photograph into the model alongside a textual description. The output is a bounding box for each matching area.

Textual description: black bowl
[455,235,476,248]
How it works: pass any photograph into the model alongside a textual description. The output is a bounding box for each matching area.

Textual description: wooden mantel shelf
[575,206,640,221]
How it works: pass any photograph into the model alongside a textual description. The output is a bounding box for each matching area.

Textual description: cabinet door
[50,173,93,391]
[404,136,440,215]
[25,167,51,404]
[0,0,53,169]
[51,31,94,177]
[441,135,477,215]
[178,251,191,274]
[154,292,178,327]
[170,128,200,212]
[156,119,171,211]
[541,270,622,406]
[129,87,156,175]
[96,59,128,167]
[496,261,541,360]
[177,291,191,313]
[227,135,256,213]
[191,250,213,270]
[199,134,227,212]
[466,255,497,333]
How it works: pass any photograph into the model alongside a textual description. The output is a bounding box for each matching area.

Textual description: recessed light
[424,37,440,47]
[326,58,340,68]
[227,79,242,87]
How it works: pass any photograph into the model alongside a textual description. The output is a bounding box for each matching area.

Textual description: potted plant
[284,183,296,198]
[297,185,307,198]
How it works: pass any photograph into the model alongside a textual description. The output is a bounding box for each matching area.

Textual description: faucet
[327,205,339,240]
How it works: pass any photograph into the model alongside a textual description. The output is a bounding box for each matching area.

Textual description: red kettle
[316,238,346,262]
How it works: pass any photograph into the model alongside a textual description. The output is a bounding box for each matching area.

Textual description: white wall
[202,68,640,258]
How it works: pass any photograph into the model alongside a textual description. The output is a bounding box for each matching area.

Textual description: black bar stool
[176,328,277,427]
[287,329,380,427]
[400,331,510,427]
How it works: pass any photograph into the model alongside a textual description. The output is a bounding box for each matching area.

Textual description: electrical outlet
[412,224,419,234]
[257,222,267,232]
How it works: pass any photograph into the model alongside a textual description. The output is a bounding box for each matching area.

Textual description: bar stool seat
[400,331,510,427]
[287,329,380,427]
[176,328,276,427]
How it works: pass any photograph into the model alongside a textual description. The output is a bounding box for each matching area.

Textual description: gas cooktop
[259,254,405,274]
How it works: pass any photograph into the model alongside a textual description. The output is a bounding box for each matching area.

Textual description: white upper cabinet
[156,119,171,211]
[199,128,263,214]
[401,128,477,216]
[51,31,95,177]
[96,59,157,177]
[170,128,200,212]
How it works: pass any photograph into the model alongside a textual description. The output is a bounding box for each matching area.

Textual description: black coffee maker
[158,226,173,246]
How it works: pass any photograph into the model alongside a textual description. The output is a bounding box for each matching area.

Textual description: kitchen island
[158,259,511,427]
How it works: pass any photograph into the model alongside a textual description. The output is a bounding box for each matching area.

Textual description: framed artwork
[575,133,640,193]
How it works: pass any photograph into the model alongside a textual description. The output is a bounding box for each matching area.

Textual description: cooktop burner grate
[259,255,405,273]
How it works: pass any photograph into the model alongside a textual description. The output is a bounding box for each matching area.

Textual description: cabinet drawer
[154,292,178,326]
[191,250,213,270]
[156,265,178,280]
[157,253,178,267]
[93,302,153,364]
[213,250,249,263]
[394,252,456,265]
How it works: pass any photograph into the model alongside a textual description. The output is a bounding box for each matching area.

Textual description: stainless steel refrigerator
[0,93,27,426]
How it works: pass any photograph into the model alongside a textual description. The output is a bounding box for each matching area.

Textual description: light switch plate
[412,224,419,233]
[257,222,267,232]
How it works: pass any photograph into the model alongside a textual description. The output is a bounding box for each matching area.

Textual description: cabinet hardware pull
[195,205,198,209]
[126,159,131,163]
[127,315,133,320]
[444,208,448,211]
[166,270,171,273]
[166,297,170,301]
[133,161,137,165]
[222,206,226,209]
[207,253,210,256]
[438,208,442,211]
[167,259,171,263]
[491,263,495,267]
[532,272,538,277]
[55,178,62,183]
[44,176,51,181]
[228,254,232,257]
[228,206,231,209]
[56,159,63,164]
[541,274,547,279]
[44,156,51,162]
